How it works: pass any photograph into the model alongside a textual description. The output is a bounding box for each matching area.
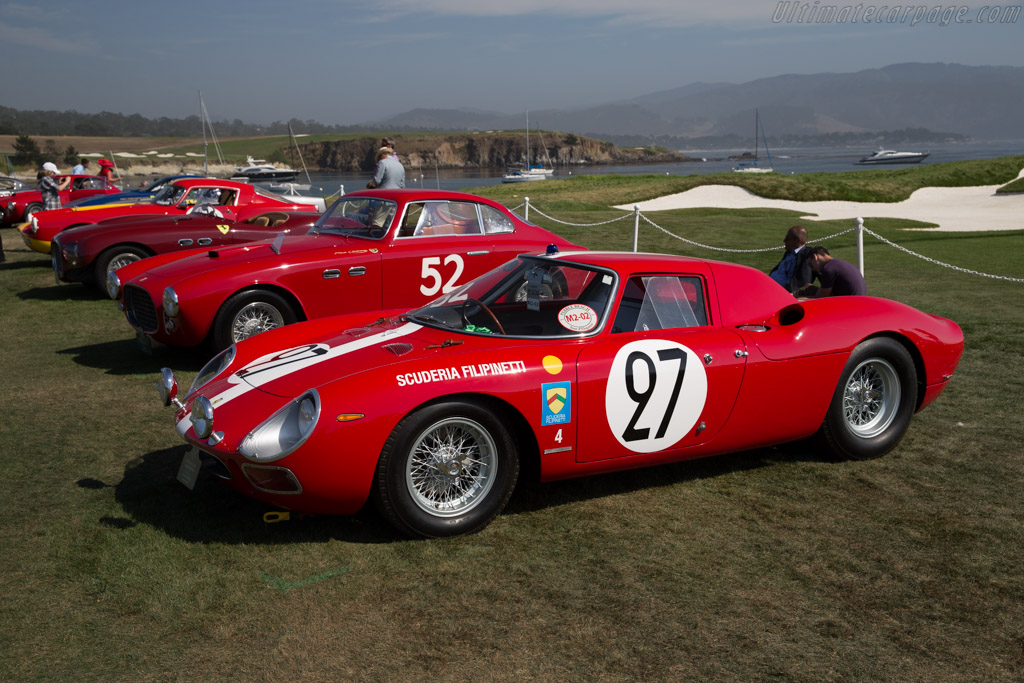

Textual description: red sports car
[51,209,321,288]
[1,175,121,225]
[157,251,964,538]
[110,189,582,351]
[20,178,320,255]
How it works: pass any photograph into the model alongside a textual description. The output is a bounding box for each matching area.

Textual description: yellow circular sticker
[542,355,563,375]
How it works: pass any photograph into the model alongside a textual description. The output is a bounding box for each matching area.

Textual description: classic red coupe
[157,251,964,538]
[111,189,581,351]
[20,178,320,254]
[1,175,121,225]
[51,209,321,288]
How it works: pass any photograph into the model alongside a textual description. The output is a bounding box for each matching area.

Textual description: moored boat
[856,149,930,165]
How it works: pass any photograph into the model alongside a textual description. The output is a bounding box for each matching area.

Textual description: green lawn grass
[2,169,1023,679]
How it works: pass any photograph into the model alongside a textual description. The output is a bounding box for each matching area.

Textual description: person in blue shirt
[71,159,88,175]
[768,225,814,294]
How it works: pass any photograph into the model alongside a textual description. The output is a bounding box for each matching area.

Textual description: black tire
[92,246,149,288]
[820,337,917,460]
[212,289,297,350]
[374,400,519,538]
[23,203,43,221]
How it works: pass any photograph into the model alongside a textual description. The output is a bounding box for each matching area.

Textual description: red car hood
[190,316,488,415]
[134,233,374,285]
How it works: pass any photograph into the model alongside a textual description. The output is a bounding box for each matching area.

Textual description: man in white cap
[39,162,71,211]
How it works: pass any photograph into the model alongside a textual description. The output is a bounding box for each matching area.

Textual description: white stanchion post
[633,206,640,253]
[856,217,864,276]
[524,197,530,222]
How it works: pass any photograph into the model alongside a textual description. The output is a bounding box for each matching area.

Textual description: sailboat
[502,112,554,183]
[733,109,774,174]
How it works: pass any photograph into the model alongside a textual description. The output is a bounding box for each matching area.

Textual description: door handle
[467,250,489,256]
[178,239,194,246]
[323,269,341,279]
[348,266,367,276]
[197,238,213,246]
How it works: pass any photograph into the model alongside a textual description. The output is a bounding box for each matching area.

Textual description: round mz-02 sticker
[558,304,598,332]
[605,339,708,453]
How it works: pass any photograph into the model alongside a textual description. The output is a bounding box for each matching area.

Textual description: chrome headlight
[62,242,80,267]
[240,390,320,462]
[191,395,215,440]
[188,345,236,396]
[163,287,179,317]
[106,270,121,299]
[29,215,39,233]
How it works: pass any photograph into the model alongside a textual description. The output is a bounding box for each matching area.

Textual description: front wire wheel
[406,417,497,517]
[375,400,519,538]
[212,290,298,350]
[820,337,917,460]
[231,300,285,341]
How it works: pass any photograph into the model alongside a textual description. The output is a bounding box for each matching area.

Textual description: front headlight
[163,287,179,317]
[62,242,80,267]
[29,215,39,233]
[240,390,320,462]
[106,271,121,299]
[188,345,236,396]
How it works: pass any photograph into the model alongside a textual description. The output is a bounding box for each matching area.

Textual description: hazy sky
[3,0,1021,125]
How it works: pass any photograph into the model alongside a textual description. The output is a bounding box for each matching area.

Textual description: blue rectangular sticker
[542,381,571,425]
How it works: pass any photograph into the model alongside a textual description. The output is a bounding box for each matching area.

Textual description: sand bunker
[618,168,1024,232]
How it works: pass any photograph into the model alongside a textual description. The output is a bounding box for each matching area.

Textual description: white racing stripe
[176,322,422,437]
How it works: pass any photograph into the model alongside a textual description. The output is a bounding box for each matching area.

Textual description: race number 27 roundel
[605,339,708,453]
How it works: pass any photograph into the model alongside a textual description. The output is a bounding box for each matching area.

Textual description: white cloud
[0,20,87,54]
[371,0,763,28]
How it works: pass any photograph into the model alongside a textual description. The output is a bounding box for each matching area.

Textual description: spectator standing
[38,162,71,211]
[806,246,867,297]
[71,158,88,175]
[96,158,121,184]
[367,145,405,189]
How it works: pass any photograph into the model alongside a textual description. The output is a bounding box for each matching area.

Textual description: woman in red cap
[96,158,121,185]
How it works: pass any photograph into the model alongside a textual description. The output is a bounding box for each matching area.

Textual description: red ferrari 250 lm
[20,178,320,255]
[111,189,582,351]
[1,175,121,225]
[157,251,964,538]
[51,209,321,288]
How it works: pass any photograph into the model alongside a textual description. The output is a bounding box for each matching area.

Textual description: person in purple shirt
[806,246,867,297]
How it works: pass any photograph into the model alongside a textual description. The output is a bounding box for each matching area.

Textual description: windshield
[153,184,187,206]
[311,197,397,240]
[407,255,616,338]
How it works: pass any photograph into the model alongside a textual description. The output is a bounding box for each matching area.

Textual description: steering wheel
[460,298,506,335]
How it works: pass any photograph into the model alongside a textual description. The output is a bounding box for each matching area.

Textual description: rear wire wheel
[374,400,519,538]
[820,337,917,460]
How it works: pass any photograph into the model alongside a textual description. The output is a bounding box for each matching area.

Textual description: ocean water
[269,139,1024,196]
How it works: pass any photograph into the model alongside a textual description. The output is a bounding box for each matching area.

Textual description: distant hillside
[383,63,1024,142]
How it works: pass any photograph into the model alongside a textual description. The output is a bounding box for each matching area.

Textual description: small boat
[231,156,297,181]
[733,109,774,173]
[856,149,930,165]
[502,112,554,183]
[502,170,548,183]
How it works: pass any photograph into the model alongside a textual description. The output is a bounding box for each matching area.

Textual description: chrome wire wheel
[107,251,143,275]
[405,417,497,517]
[842,357,900,438]
[231,301,285,341]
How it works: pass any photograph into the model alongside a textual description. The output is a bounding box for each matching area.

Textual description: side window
[399,201,481,237]
[612,276,708,333]
[480,205,515,234]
